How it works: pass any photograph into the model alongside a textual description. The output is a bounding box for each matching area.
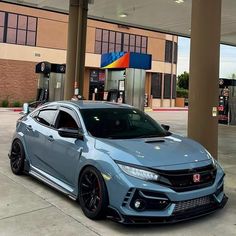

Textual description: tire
[10,139,25,175]
[79,166,109,220]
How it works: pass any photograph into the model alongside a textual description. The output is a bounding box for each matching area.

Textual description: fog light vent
[134,199,146,210]
[130,190,170,211]
[122,188,135,207]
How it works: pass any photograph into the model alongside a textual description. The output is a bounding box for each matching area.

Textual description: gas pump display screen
[118,80,125,91]
[90,70,99,82]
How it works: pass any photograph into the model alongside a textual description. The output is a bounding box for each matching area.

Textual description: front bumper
[106,165,228,224]
[116,194,228,224]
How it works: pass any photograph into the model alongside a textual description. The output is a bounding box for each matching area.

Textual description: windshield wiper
[145,139,165,143]
[136,134,163,138]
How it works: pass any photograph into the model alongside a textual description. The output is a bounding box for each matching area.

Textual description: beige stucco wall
[147,37,165,61]
[151,99,162,109]
[162,99,172,107]
[86,27,96,53]
[0,44,102,68]
[0,42,173,75]
[166,34,178,42]
[37,18,68,50]
[85,53,101,68]
[0,43,66,63]
[88,19,166,39]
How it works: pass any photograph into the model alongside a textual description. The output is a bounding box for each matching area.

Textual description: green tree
[231,73,236,79]
[177,71,189,90]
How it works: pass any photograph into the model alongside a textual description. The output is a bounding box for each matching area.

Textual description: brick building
[0,2,177,107]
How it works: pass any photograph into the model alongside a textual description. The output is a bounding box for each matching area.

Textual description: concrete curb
[145,107,188,112]
[153,108,188,111]
[0,108,22,112]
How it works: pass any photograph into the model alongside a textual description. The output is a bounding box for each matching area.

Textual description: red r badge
[193,173,201,183]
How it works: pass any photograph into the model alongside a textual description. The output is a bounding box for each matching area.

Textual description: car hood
[94,134,213,169]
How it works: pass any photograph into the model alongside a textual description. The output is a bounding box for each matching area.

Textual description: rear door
[23,107,58,172]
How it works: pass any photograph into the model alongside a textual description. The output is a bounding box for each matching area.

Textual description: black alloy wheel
[79,166,108,220]
[10,139,25,175]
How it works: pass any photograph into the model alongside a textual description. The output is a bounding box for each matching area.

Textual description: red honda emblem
[193,173,201,183]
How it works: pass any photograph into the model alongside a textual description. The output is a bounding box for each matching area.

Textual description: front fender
[73,144,121,196]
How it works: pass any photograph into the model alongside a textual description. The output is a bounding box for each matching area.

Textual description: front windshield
[80,108,170,139]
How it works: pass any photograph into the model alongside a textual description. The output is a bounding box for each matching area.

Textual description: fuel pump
[101,52,152,110]
[218,78,236,125]
[104,70,126,103]
[218,86,229,124]
[35,62,65,105]
[35,62,51,103]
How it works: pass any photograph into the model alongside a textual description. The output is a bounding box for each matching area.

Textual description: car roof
[52,100,134,110]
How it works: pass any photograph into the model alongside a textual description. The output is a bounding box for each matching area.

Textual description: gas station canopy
[3,0,236,46]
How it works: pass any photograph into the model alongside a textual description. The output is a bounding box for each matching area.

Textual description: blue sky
[177,37,236,78]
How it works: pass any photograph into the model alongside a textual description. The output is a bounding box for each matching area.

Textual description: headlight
[205,150,218,168]
[118,164,159,181]
[211,157,218,168]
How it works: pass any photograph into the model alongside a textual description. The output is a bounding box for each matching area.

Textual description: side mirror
[23,103,29,114]
[58,128,84,140]
[161,124,170,131]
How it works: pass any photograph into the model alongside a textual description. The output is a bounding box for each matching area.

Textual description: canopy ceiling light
[174,0,184,3]
[119,13,128,18]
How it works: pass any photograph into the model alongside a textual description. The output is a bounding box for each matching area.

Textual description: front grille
[173,196,212,213]
[153,164,217,192]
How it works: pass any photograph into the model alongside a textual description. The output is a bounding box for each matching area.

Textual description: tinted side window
[56,110,78,130]
[36,110,57,127]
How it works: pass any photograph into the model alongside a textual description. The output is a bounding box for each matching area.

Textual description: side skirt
[29,165,77,201]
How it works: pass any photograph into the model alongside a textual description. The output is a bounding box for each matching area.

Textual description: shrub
[1,100,9,107]
[13,101,22,107]
[176,88,188,98]
[177,72,189,89]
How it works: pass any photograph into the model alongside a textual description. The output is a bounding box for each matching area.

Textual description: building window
[151,73,162,99]
[174,42,178,64]
[172,75,177,98]
[164,74,171,99]
[0,11,37,46]
[165,40,178,64]
[95,28,148,54]
[165,40,173,63]
[0,11,5,43]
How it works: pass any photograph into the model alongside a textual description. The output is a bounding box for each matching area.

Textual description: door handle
[26,125,32,131]
[47,135,54,142]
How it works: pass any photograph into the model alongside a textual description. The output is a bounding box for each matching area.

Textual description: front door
[44,107,83,187]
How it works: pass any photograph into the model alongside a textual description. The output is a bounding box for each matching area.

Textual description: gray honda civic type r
[9,101,227,224]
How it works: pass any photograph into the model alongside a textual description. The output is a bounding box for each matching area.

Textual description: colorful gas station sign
[101,52,152,70]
